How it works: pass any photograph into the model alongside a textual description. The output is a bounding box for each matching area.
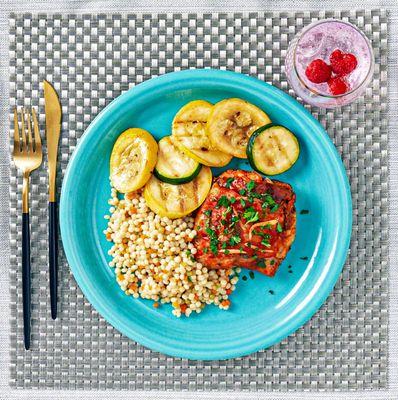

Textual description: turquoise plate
[60,69,352,360]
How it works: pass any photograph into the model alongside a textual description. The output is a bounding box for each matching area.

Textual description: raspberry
[329,49,343,65]
[329,49,358,76]
[327,77,349,95]
[305,59,332,84]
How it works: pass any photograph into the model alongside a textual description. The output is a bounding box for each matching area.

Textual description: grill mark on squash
[257,130,293,169]
[162,150,178,177]
[257,136,275,167]
[177,184,185,212]
[262,135,278,167]
[176,136,228,162]
[192,178,199,205]
[158,180,167,210]
[173,121,207,137]
[271,133,290,163]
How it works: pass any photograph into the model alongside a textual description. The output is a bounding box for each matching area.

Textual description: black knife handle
[22,212,31,350]
[49,201,58,320]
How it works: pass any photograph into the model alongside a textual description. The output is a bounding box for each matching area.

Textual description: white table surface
[0,0,397,399]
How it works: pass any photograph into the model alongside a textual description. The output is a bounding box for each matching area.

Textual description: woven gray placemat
[8,9,388,391]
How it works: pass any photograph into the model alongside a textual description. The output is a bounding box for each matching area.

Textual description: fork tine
[31,108,42,152]
[13,107,20,153]
[20,107,27,150]
[26,109,34,153]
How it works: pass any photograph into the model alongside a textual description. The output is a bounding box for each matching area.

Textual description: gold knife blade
[44,80,62,202]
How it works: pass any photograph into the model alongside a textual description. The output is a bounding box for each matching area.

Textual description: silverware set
[12,81,62,350]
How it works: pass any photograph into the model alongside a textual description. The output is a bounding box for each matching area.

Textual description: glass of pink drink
[285,19,374,108]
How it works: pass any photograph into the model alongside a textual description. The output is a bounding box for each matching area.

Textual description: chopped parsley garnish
[240,198,246,207]
[270,204,279,212]
[229,197,236,204]
[210,242,218,255]
[268,290,274,295]
[225,177,234,188]
[239,189,246,195]
[253,230,271,240]
[204,209,212,217]
[260,193,278,212]
[186,249,191,256]
[203,247,208,254]
[265,194,275,205]
[249,191,262,199]
[205,227,219,255]
[276,222,283,233]
[300,256,308,260]
[231,215,239,224]
[224,249,230,255]
[229,235,241,246]
[223,206,232,216]
[261,239,271,247]
[246,180,256,192]
[221,242,228,249]
[243,207,259,223]
[217,195,230,208]
[300,209,309,214]
[270,260,275,265]
[206,227,216,237]
[229,215,239,229]
[249,271,255,279]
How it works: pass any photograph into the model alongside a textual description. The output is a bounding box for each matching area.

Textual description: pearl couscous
[104,188,239,317]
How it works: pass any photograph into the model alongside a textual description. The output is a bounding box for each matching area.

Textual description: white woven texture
[0,0,397,399]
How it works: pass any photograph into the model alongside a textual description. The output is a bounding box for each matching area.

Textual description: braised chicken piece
[194,170,296,276]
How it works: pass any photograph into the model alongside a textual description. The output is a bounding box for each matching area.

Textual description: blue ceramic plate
[60,69,352,360]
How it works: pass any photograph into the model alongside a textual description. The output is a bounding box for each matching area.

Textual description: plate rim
[60,69,352,360]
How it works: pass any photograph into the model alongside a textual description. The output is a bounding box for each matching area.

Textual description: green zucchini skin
[154,163,202,185]
[246,123,299,176]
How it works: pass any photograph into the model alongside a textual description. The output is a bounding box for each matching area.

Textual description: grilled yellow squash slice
[154,136,201,184]
[171,100,232,167]
[110,128,158,193]
[207,98,271,158]
[144,166,212,219]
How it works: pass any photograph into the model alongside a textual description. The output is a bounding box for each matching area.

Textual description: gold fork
[13,107,43,350]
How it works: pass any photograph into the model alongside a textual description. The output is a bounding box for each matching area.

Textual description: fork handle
[49,201,58,320]
[22,212,31,350]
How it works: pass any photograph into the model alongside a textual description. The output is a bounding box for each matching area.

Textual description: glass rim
[292,19,375,99]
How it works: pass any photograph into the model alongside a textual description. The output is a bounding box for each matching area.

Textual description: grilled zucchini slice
[247,124,299,175]
[171,100,232,167]
[154,136,202,184]
[207,98,271,158]
[110,128,158,193]
[144,166,212,219]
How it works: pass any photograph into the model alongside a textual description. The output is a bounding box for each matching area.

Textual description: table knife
[44,80,62,320]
